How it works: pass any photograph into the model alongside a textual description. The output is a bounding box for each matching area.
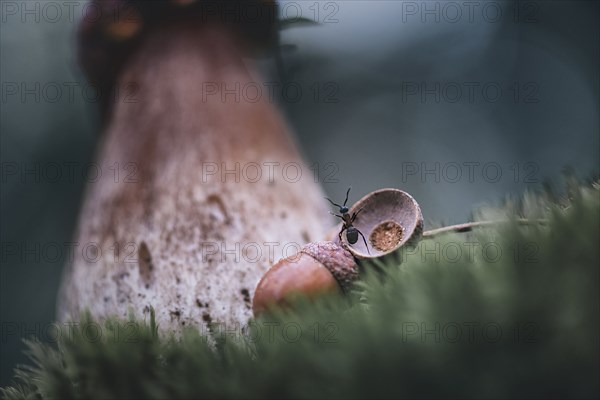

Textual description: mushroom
[57,1,329,332]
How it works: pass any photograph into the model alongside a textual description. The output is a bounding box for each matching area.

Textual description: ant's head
[325,187,352,214]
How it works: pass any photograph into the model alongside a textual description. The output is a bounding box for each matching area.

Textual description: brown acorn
[252,241,358,316]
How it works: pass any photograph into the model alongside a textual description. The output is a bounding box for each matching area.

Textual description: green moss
[2,184,599,399]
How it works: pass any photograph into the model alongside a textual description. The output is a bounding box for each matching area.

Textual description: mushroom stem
[58,21,329,332]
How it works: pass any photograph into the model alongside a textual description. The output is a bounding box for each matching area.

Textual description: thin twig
[423,219,548,238]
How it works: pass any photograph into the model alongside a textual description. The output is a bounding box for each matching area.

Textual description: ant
[326,187,370,254]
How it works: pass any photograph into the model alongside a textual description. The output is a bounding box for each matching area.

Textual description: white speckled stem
[57,22,329,334]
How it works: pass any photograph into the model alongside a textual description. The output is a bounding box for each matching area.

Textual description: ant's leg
[338,226,347,244]
[350,206,366,224]
[356,228,371,254]
[329,212,344,220]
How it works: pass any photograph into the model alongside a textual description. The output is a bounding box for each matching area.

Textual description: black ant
[326,187,370,254]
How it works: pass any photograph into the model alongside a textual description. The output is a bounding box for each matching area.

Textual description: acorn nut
[252,241,358,316]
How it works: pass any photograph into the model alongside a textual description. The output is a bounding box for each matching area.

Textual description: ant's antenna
[325,197,342,209]
[343,187,352,207]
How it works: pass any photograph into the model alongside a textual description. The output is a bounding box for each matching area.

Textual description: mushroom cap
[77,0,279,119]
[339,188,423,259]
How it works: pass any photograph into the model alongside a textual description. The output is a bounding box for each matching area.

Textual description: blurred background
[1,0,598,386]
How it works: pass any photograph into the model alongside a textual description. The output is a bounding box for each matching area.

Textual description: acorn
[328,188,424,259]
[252,241,358,315]
[253,189,424,315]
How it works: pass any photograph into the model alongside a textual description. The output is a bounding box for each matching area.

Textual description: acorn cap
[338,188,423,259]
[301,241,358,292]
